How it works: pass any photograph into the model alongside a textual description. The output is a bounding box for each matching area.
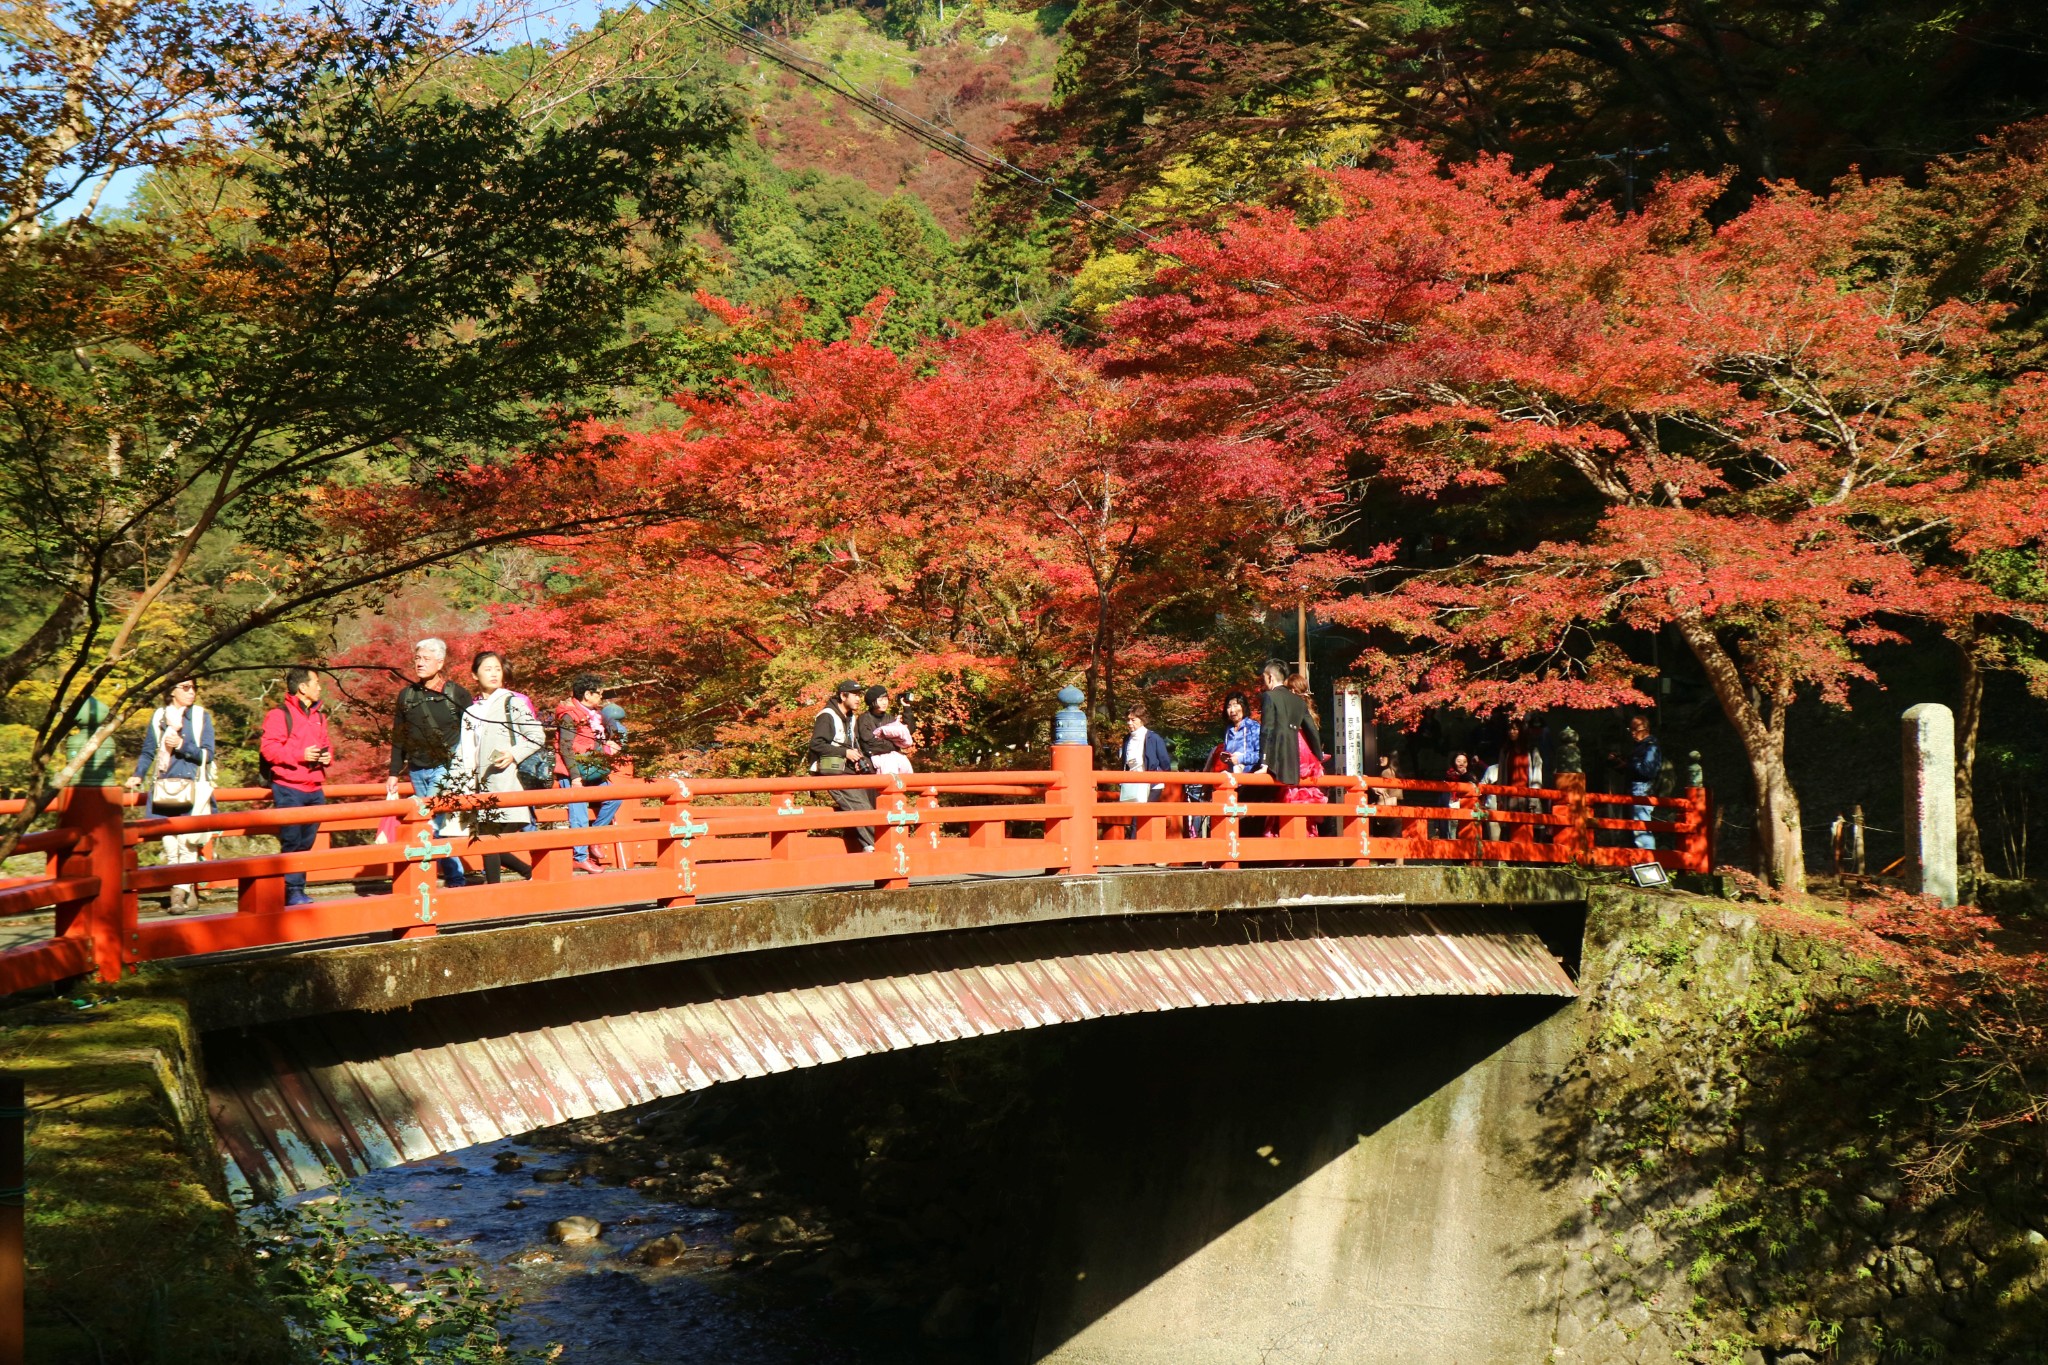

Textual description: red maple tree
[1105,143,2048,890]
[452,297,1347,771]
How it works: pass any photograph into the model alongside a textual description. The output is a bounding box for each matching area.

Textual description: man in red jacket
[260,666,333,906]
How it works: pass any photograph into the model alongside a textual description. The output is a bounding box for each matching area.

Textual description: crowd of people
[128,640,638,910]
[125,645,1664,911]
[1126,659,1667,854]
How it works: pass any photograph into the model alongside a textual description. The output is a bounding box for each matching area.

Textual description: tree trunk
[1674,613,1807,891]
[1095,583,1116,727]
[1958,634,1986,880]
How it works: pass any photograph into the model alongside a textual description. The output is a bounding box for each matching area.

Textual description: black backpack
[255,704,295,785]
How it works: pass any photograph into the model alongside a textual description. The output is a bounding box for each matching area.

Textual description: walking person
[1213,690,1264,837]
[1255,661,1322,831]
[1282,672,1330,830]
[1435,751,1477,842]
[1480,718,1547,844]
[127,678,216,912]
[1607,715,1663,852]
[384,637,471,888]
[857,686,917,776]
[505,678,556,863]
[452,651,543,884]
[1117,703,1172,836]
[554,675,621,874]
[1218,692,1262,778]
[1369,751,1407,861]
[809,680,875,852]
[258,667,332,907]
[1189,692,1260,838]
[592,698,633,867]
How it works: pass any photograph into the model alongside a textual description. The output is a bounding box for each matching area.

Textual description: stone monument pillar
[1901,703,1958,906]
[62,694,119,786]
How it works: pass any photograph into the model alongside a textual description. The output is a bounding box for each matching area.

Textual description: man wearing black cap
[808,679,875,852]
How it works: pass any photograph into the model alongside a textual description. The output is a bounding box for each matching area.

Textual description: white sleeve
[505,696,543,763]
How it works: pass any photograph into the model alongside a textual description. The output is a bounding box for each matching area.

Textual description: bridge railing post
[1050,742,1097,876]
[880,781,914,890]
[917,784,941,862]
[1681,786,1710,873]
[1553,772,1591,866]
[1341,781,1370,867]
[52,786,134,983]
[655,781,697,906]
[1457,782,1481,863]
[1219,772,1242,870]
[1399,781,1426,859]
[1048,688,1096,876]
[390,797,440,938]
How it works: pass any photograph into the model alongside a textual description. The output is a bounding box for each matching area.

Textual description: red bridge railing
[0,744,1709,996]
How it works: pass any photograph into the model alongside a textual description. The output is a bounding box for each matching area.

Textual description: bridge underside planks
[206,907,1576,1199]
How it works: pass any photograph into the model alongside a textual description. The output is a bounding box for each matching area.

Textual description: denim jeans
[560,776,621,862]
[272,784,325,899]
[1630,781,1656,851]
[409,766,466,886]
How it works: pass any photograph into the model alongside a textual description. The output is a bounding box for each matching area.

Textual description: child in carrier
[860,686,917,776]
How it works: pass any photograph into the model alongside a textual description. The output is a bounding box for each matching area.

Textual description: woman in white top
[1480,718,1547,844]
[126,678,217,911]
[454,651,545,883]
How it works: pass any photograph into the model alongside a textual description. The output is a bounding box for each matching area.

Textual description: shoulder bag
[149,707,198,808]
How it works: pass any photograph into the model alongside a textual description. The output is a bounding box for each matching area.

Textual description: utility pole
[1588,143,1668,214]
[1296,602,1309,685]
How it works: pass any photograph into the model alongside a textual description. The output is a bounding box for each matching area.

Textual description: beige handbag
[148,706,202,808]
[151,775,197,807]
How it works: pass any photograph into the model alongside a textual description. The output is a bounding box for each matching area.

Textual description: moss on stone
[0,992,287,1364]
[1549,888,2048,1365]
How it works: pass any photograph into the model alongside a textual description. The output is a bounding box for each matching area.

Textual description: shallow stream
[295,1140,876,1364]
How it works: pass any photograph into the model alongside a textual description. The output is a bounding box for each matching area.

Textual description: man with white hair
[386,636,472,887]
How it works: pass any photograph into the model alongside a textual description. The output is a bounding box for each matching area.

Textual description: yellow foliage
[1069,249,1157,317]
[1126,96,1379,226]
[1070,98,1378,315]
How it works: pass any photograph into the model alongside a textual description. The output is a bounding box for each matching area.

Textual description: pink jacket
[259,695,331,791]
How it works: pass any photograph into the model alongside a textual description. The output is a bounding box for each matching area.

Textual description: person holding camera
[809,679,875,852]
[384,637,471,888]
[259,666,333,907]
[554,674,621,874]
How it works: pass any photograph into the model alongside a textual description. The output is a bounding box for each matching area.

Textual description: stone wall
[1032,996,1580,1364]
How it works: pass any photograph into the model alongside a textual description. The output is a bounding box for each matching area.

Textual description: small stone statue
[1685,750,1705,789]
[1556,726,1582,775]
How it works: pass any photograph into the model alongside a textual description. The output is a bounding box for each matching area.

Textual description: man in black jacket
[808,679,875,852]
[1256,659,1319,785]
[384,637,471,885]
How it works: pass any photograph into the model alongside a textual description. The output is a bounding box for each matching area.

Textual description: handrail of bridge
[0,745,1710,995]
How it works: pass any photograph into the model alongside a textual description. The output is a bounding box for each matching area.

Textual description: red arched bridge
[0,741,1707,1197]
